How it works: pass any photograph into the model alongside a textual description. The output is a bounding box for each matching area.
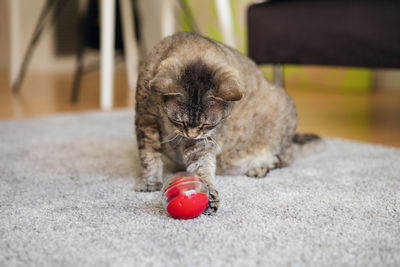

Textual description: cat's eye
[169,118,183,126]
[201,123,217,129]
[169,118,188,128]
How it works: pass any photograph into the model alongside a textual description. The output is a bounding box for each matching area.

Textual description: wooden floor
[1,69,399,148]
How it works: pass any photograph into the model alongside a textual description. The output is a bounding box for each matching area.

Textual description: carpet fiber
[0,109,399,266]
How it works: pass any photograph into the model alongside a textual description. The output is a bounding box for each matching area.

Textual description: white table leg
[120,0,139,95]
[100,0,116,110]
[161,0,175,38]
[214,0,236,48]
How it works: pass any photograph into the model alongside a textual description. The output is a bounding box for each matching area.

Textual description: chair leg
[160,0,175,38]
[120,0,140,94]
[273,64,284,88]
[70,1,90,103]
[178,0,200,33]
[70,41,85,102]
[12,0,56,92]
[100,0,116,110]
[214,0,236,48]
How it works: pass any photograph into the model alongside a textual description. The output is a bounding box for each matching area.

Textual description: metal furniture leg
[70,1,90,102]
[12,0,57,92]
[100,0,116,110]
[214,0,236,48]
[273,64,284,88]
[120,0,140,94]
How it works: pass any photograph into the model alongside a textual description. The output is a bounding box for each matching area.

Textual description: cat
[134,32,319,214]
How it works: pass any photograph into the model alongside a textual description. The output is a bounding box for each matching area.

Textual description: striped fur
[134,32,319,214]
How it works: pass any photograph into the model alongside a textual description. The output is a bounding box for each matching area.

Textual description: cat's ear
[149,58,183,96]
[212,79,243,102]
[149,72,182,96]
[211,66,243,102]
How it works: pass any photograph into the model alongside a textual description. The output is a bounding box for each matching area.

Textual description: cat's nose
[187,128,199,138]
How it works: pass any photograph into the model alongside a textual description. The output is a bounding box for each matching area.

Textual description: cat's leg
[181,138,219,214]
[135,119,164,192]
[218,147,283,178]
[245,133,321,178]
[245,157,284,177]
[244,148,283,178]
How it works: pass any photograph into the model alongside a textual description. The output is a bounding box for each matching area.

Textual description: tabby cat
[135,32,319,214]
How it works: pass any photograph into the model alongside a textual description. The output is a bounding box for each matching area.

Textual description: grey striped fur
[135,32,319,214]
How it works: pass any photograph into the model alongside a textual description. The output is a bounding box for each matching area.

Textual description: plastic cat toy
[161,172,209,219]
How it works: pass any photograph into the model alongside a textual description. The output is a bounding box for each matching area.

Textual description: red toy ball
[161,173,209,219]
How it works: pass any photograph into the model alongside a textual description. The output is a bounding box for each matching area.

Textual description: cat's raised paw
[134,181,163,192]
[203,188,220,215]
[246,167,270,178]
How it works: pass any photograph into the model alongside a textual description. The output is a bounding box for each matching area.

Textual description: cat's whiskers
[175,135,184,146]
[209,136,222,153]
[161,132,180,144]
[161,132,176,142]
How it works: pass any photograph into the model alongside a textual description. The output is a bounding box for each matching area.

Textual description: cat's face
[162,95,228,139]
[151,59,243,140]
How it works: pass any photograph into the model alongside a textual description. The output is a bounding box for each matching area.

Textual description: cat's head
[150,58,243,140]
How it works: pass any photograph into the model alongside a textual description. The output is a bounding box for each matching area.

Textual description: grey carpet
[0,109,399,267]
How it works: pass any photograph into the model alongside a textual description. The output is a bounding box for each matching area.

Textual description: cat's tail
[279,133,322,166]
[292,133,320,146]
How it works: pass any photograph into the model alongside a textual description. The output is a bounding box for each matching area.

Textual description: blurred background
[0,0,399,147]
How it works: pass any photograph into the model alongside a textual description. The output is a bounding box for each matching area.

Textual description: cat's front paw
[134,181,163,192]
[203,187,220,215]
[246,166,270,178]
